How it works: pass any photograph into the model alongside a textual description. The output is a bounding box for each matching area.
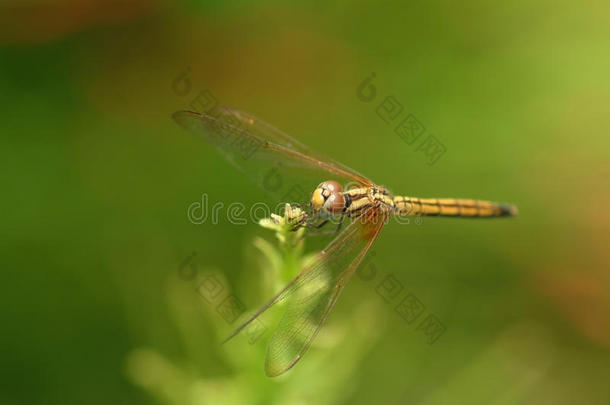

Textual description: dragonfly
[173,106,517,377]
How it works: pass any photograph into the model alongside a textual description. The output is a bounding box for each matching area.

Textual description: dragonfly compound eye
[311,188,326,211]
[325,192,346,213]
[323,180,343,194]
[311,180,344,213]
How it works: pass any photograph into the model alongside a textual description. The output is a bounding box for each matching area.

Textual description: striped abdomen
[393,196,518,218]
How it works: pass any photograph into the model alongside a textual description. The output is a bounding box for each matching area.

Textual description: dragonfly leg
[305,217,345,237]
[289,218,326,232]
[334,217,345,233]
[309,219,329,229]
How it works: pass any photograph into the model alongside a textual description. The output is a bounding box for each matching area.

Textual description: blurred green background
[2,0,610,404]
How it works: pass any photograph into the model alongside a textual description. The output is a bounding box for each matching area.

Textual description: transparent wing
[173,107,373,207]
[265,217,384,376]
[221,213,385,376]
[218,107,314,155]
[221,106,372,184]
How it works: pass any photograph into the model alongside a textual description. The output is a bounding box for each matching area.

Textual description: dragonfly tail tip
[499,203,518,217]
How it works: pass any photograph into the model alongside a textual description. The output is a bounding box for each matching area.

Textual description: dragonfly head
[311,180,345,215]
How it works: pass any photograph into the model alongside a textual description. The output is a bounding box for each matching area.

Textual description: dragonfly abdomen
[393,196,518,218]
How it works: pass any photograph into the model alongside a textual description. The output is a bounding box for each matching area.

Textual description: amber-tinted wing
[173,107,373,207]
[222,213,386,376]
